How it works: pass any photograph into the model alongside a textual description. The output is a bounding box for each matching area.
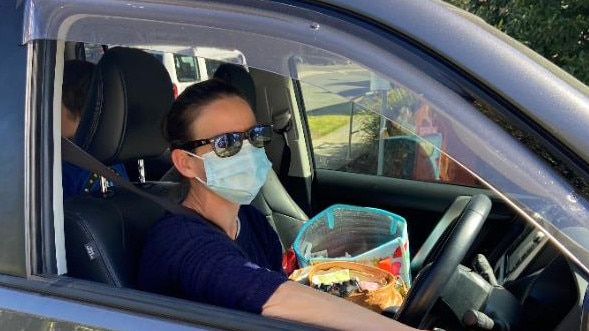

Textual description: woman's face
[190,95,257,178]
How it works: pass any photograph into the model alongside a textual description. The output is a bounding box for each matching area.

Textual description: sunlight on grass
[308,115,350,139]
[308,113,374,140]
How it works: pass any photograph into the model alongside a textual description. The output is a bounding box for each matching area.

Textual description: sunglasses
[176,124,273,158]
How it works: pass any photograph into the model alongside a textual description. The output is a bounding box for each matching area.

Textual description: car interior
[56,40,585,331]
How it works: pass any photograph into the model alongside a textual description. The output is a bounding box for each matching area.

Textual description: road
[291,62,395,171]
[296,63,379,170]
[297,63,372,113]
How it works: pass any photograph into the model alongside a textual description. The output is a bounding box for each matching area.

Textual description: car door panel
[0,0,28,277]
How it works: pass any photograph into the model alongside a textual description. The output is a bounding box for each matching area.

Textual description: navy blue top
[62,161,129,199]
[138,205,288,314]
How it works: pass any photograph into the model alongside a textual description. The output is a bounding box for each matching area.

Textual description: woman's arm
[262,281,420,331]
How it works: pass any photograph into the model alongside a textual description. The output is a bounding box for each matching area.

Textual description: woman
[138,79,419,331]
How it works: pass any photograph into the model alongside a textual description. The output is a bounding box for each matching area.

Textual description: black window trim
[30,39,58,276]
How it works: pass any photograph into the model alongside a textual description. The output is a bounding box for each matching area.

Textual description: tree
[446,0,589,85]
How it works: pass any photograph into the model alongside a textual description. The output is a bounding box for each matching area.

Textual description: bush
[447,0,589,85]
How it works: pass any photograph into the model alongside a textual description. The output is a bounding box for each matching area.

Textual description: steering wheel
[395,194,492,328]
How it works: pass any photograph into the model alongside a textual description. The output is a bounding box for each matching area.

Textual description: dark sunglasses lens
[248,125,272,147]
[214,133,242,157]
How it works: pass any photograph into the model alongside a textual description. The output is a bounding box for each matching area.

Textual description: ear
[171,149,198,178]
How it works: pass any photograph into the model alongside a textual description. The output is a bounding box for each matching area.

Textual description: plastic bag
[293,204,411,286]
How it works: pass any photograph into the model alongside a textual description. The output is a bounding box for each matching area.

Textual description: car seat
[161,63,308,250]
[63,46,181,287]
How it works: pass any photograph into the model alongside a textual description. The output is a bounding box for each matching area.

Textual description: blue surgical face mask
[185,141,271,205]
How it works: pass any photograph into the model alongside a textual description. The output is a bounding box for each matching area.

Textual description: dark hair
[212,63,256,109]
[164,78,247,149]
[62,60,96,118]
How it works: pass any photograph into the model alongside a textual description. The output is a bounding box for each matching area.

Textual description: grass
[307,114,350,138]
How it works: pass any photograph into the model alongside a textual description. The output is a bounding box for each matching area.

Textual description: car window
[297,59,480,186]
[173,54,200,82]
[83,43,104,63]
[28,0,589,264]
[29,0,589,249]
[205,59,225,78]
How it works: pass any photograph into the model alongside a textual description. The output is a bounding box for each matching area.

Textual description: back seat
[63,46,179,287]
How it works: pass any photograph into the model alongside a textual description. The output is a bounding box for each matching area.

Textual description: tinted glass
[298,59,479,186]
[173,54,199,82]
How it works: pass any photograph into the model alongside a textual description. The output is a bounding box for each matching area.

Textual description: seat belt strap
[61,137,189,216]
[62,137,251,255]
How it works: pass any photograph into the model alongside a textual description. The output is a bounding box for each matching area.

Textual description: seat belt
[61,137,251,254]
[61,137,189,216]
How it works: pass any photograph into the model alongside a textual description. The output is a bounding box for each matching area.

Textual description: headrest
[75,47,173,164]
[213,63,256,109]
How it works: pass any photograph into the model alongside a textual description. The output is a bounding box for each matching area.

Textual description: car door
[5,0,589,330]
[0,1,331,330]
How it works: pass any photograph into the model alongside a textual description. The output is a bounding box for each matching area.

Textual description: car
[2,0,589,330]
[142,47,210,98]
[140,46,247,98]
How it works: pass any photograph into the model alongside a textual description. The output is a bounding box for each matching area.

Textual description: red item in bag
[393,240,408,258]
[282,248,298,276]
[378,257,401,277]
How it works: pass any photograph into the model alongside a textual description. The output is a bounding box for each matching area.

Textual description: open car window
[298,66,480,186]
[26,0,589,275]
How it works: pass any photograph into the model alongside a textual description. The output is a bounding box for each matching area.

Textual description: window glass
[298,59,480,186]
[173,54,199,82]
[29,0,589,260]
[83,43,104,63]
[205,59,224,78]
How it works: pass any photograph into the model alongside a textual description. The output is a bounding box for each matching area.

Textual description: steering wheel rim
[395,194,492,328]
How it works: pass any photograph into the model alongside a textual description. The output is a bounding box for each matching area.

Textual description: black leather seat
[63,47,181,287]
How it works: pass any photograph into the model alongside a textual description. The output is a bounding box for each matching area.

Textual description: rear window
[174,54,199,82]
